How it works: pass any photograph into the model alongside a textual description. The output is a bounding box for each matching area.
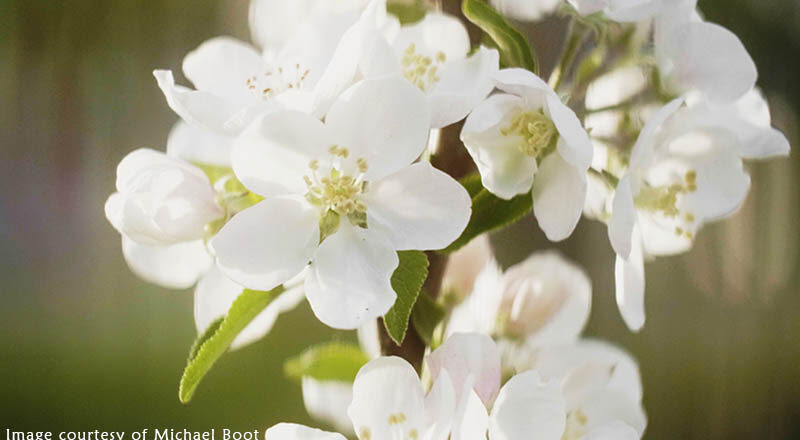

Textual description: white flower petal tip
[489,370,566,440]
[426,332,502,407]
[533,153,588,242]
[582,421,641,440]
[264,423,346,440]
[608,175,636,259]
[121,237,211,290]
[105,148,222,246]
[615,228,645,332]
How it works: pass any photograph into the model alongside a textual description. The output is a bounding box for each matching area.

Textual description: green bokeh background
[1,1,798,438]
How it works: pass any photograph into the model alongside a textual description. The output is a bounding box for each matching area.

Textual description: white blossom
[607,98,751,330]
[212,76,471,329]
[568,0,664,22]
[104,148,223,246]
[329,0,499,128]
[461,68,593,241]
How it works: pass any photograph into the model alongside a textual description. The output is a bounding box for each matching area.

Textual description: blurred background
[0,0,798,438]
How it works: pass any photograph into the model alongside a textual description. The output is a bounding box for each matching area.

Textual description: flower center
[304,146,369,239]
[245,62,311,100]
[500,110,558,158]
[401,43,446,92]
[634,170,698,239]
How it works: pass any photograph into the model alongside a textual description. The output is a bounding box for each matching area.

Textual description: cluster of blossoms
[103,0,789,436]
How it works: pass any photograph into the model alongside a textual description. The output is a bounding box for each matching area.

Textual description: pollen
[387,413,407,425]
[304,148,370,232]
[501,110,558,158]
[402,43,446,91]
[244,62,311,100]
[634,169,700,240]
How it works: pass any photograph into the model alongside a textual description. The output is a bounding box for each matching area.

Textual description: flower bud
[105,148,223,245]
[497,251,591,345]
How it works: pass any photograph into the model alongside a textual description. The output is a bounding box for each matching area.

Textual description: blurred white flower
[491,0,561,22]
[447,250,591,347]
[654,1,756,104]
[441,235,494,300]
[428,333,644,440]
[461,68,593,241]
[104,148,223,246]
[120,237,212,290]
[302,377,355,435]
[607,98,751,330]
[212,77,471,329]
[568,0,664,22]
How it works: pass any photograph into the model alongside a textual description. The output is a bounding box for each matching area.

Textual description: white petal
[182,37,262,104]
[532,153,587,242]
[445,258,504,337]
[348,357,426,440]
[428,47,500,128]
[493,68,552,102]
[608,175,636,259]
[582,421,640,440]
[451,387,489,440]
[461,94,537,199]
[500,250,592,345]
[426,333,501,407]
[121,237,211,289]
[731,89,790,158]
[305,224,399,329]
[489,371,566,440]
[441,234,494,299]
[232,111,331,197]
[366,162,471,251]
[357,319,382,359]
[534,339,643,405]
[585,66,648,112]
[393,12,470,63]
[302,377,355,436]
[614,227,645,332]
[547,94,593,169]
[491,0,561,21]
[629,97,684,169]
[153,70,243,134]
[425,369,458,440]
[194,266,305,350]
[658,21,756,103]
[580,387,647,435]
[325,76,431,181]
[211,197,319,291]
[265,423,346,440]
[167,121,233,166]
[249,0,315,51]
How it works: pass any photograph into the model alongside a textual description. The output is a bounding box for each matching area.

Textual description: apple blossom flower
[461,68,594,241]
[104,148,223,246]
[441,235,494,300]
[154,2,380,135]
[607,98,751,330]
[212,76,471,329]
[330,1,499,128]
[429,333,645,440]
[446,250,592,347]
[269,355,459,440]
[120,237,212,290]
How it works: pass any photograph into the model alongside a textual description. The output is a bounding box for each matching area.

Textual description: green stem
[550,20,589,92]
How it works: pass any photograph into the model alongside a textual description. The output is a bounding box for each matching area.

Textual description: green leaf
[383,251,430,345]
[179,286,284,403]
[462,0,538,74]
[443,174,533,254]
[411,292,445,346]
[284,342,370,383]
[187,317,223,363]
[387,0,427,24]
